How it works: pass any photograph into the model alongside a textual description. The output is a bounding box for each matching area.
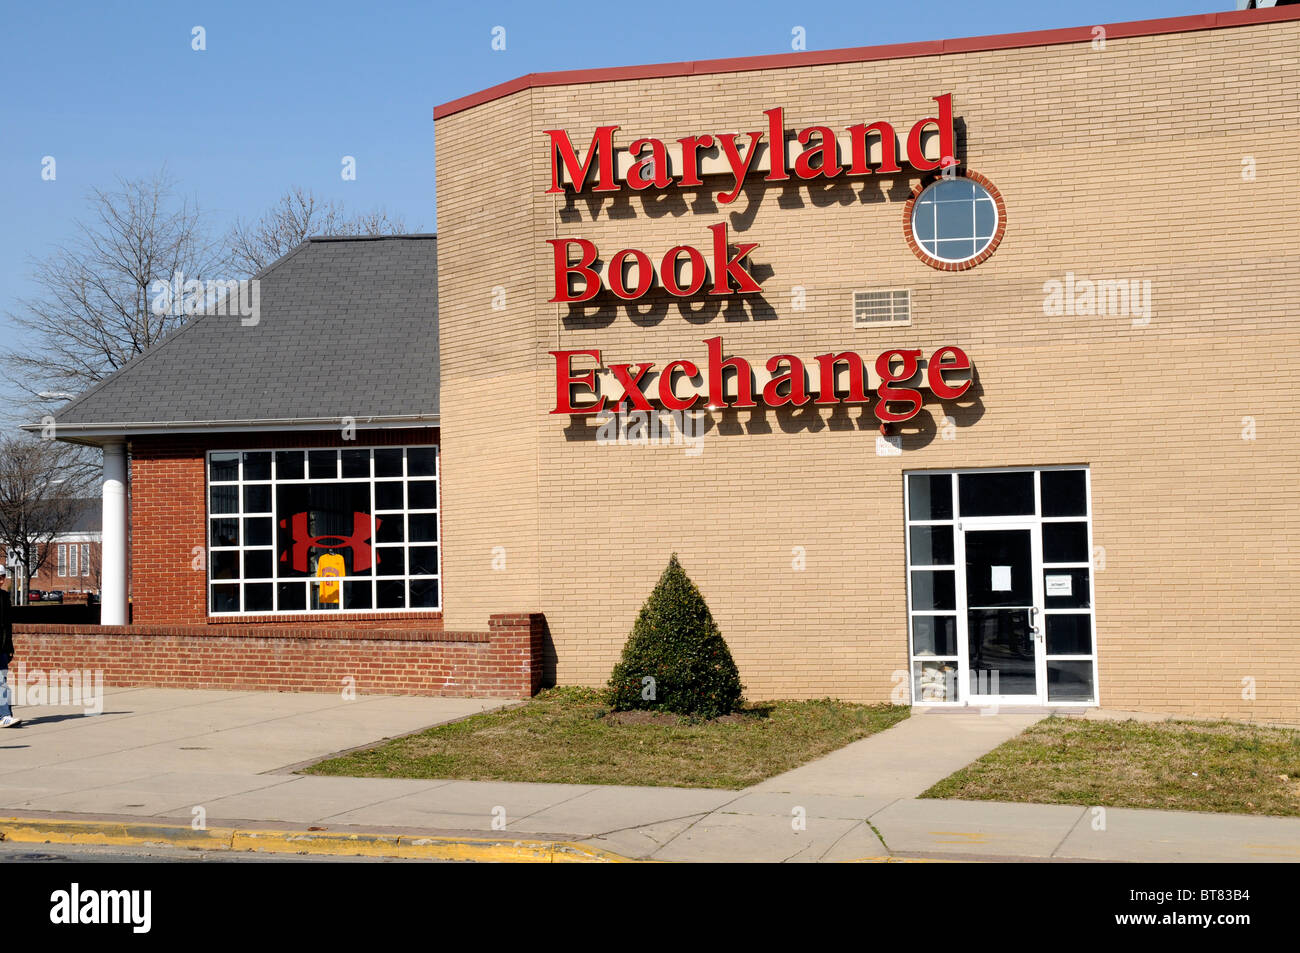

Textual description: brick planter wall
[12,612,545,699]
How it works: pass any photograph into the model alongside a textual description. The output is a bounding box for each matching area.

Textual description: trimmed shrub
[606,554,744,719]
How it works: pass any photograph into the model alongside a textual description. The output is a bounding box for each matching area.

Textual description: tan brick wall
[434,93,545,634]
[434,20,1300,720]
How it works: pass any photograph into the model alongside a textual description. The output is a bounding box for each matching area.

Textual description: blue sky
[0,0,1223,408]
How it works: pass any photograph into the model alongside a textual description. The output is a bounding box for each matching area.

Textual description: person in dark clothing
[0,565,20,727]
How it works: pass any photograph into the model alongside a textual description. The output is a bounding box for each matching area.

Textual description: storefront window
[206,446,440,615]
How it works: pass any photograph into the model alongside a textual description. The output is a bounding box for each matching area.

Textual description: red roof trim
[433,8,1300,120]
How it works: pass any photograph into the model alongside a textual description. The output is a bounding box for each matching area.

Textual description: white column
[101,441,129,626]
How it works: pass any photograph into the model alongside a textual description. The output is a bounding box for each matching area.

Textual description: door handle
[1029,606,1041,637]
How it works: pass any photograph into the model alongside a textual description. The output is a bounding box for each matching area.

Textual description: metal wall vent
[853,289,911,327]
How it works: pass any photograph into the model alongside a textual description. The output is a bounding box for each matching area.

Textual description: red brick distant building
[1,500,103,600]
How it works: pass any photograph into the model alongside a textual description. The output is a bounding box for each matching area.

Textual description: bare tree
[0,434,95,603]
[4,169,227,402]
[226,186,408,277]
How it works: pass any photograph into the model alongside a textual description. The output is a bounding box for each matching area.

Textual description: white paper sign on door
[991,565,1012,591]
[1046,574,1073,596]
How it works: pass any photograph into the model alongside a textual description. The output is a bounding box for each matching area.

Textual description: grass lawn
[305,686,910,789]
[922,716,1300,817]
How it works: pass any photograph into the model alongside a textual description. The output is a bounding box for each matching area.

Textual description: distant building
[0,499,103,598]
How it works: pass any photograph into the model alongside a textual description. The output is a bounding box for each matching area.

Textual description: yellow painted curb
[0,817,633,863]
[840,855,954,863]
[0,818,233,850]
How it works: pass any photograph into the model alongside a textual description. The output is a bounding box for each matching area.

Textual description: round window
[904,172,1005,270]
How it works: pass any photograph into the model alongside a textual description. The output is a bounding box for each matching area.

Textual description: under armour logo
[279,511,378,573]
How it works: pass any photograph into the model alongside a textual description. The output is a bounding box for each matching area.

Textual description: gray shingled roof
[33,235,438,440]
[64,498,102,534]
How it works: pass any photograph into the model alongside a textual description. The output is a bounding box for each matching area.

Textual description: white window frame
[910,179,999,264]
[68,542,78,578]
[206,445,442,617]
[57,544,67,577]
[903,465,1100,708]
[81,543,90,576]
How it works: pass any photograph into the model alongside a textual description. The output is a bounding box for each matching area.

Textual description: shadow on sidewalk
[13,711,128,727]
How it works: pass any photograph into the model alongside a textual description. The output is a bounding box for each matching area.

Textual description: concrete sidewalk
[2,689,1299,862]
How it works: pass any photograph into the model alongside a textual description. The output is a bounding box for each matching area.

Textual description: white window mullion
[207,444,440,618]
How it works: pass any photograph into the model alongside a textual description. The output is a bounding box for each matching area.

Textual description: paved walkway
[3,689,1299,862]
[751,707,1043,798]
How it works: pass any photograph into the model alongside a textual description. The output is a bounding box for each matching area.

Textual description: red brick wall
[12,612,545,698]
[14,540,102,594]
[129,436,204,624]
[129,428,441,628]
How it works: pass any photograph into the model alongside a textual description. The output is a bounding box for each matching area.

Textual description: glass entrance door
[961,524,1044,703]
[905,468,1098,707]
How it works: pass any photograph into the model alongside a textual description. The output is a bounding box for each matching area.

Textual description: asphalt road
[0,841,451,863]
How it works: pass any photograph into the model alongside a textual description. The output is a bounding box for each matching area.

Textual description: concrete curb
[839,855,951,863]
[0,816,635,863]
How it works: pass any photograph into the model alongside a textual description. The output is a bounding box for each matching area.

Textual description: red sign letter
[709,223,761,295]
[794,126,843,180]
[814,351,870,405]
[550,349,605,414]
[548,238,600,303]
[763,355,810,407]
[662,245,708,297]
[763,108,789,182]
[609,362,656,411]
[677,135,715,188]
[907,94,956,174]
[627,138,671,190]
[706,336,756,408]
[846,120,900,175]
[544,126,620,194]
[716,130,765,204]
[875,349,924,423]
[608,248,653,300]
[928,346,972,400]
[659,359,700,411]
